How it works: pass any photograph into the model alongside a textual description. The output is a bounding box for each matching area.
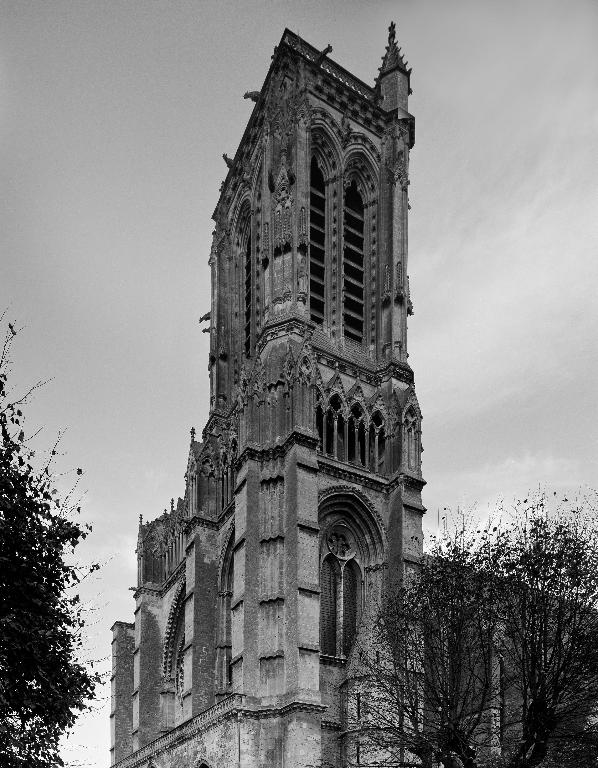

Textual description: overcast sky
[1,1,597,765]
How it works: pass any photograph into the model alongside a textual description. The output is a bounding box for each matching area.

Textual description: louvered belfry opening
[309,156,326,325]
[343,179,365,343]
[243,222,252,357]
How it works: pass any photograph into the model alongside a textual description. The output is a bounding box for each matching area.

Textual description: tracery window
[320,525,362,657]
[343,179,365,344]
[309,156,326,325]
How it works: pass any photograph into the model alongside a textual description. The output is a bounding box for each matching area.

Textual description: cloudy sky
[1,1,597,765]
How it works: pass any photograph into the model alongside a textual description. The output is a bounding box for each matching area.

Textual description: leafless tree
[348,526,501,768]
[495,492,598,768]
[347,492,598,768]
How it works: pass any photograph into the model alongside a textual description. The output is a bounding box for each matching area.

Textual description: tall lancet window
[224,549,234,687]
[320,554,339,656]
[320,526,362,658]
[343,179,365,343]
[309,156,326,325]
[243,219,252,357]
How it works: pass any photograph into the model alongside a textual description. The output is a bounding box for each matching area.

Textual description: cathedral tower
[110,24,424,768]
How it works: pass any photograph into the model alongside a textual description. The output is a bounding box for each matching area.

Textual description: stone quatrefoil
[327,529,354,559]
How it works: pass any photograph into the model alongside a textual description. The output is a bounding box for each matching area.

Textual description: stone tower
[110,24,424,768]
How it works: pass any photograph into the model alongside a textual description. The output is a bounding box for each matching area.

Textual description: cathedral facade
[110,24,424,768]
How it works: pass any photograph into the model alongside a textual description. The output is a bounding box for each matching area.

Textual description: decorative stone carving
[327,526,355,559]
[340,112,352,148]
[265,69,307,140]
[391,149,409,189]
[382,264,391,305]
[272,148,294,251]
[298,206,307,245]
[407,276,414,315]
[262,221,270,263]
[297,247,307,302]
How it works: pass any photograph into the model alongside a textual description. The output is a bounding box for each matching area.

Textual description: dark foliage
[0,322,100,767]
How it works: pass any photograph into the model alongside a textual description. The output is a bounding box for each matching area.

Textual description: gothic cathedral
[110,24,424,768]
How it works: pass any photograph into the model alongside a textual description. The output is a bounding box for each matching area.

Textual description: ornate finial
[190,426,196,442]
[223,153,234,169]
[377,20,410,81]
[138,514,143,527]
[170,498,175,513]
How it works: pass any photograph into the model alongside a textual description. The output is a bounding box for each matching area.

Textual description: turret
[376,21,412,113]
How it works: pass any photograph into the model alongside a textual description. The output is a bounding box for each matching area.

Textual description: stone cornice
[112,694,245,768]
[112,694,326,768]
[237,428,319,467]
[317,455,389,492]
[159,560,186,596]
[184,513,219,534]
[132,584,161,600]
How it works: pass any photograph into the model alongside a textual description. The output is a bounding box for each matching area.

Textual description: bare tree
[350,526,501,768]
[349,492,598,768]
[495,492,598,768]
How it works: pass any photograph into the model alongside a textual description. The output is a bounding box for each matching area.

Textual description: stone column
[183,522,218,718]
[132,587,162,750]
[110,621,134,765]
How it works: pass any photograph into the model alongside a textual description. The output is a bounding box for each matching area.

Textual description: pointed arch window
[343,559,360,654]
[320,554,339,656]
[316,402,324,451]
[320,526,362,658]
[348,404,366,466]
[219,538,235,690]
[369,411,386,475]
[403,407,420,471]
[343,179,365,343]
[161,582,186,727]
[309,156,326,325]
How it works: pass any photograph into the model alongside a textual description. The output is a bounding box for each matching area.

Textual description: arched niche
[217,525,235,691]
[318,488,386,659]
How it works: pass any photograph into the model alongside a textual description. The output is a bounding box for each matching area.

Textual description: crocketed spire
[377,21,411,79]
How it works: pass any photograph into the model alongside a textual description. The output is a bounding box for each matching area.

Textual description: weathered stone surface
[110,23,423,768]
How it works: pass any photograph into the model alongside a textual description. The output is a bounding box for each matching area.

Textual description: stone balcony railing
[114,693,245,768]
